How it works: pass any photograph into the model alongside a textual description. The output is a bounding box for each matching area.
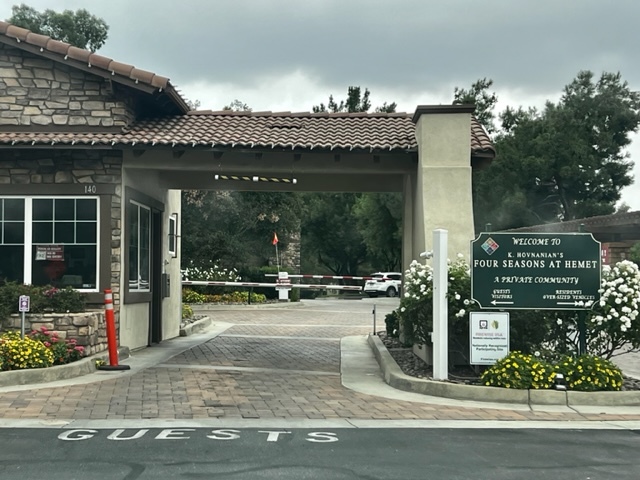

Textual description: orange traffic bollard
[97,289,130,371]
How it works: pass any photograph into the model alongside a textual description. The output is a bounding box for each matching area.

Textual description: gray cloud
[7,0,635,97]
[2,0,639,208]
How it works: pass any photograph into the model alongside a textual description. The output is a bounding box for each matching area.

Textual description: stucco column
[411,105,475,261]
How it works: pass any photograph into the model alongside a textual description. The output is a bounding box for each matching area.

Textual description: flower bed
[0,282,109,367]
[378,331,640,391]
[2,310,107,358]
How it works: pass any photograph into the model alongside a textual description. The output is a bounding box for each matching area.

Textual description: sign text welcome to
[471,233,601,310]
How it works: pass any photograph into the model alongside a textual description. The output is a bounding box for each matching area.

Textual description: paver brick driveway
[1,298,639,422]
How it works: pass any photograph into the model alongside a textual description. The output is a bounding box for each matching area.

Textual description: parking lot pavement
[0,298,639,423]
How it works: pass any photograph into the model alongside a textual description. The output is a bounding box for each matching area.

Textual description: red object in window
[44,261,66,281]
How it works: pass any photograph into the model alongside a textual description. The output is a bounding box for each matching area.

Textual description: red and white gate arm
[264,274,375,280]
[181,280,361,291]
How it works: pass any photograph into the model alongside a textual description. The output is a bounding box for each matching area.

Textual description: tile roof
[0,21,188,112]
[0,111,495,155]
[507,210,640,232]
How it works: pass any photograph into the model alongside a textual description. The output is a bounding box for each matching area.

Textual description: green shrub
[385,311,399,337]
[182,304,193,319]
[182,288,206,304]
[236,266,279,300]
[27,326,84,365]
[0,283,85,322]
[482,351,624,392]
[42,286,85,313]
[182,288,266,305]
[300,289,321,299]
[0,336,54,370]
[208,292,267,303]
[558,355,623,391]
[481,351,556,389]
[290,287,300,302]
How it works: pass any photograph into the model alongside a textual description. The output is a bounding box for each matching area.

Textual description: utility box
[162,273,170,298]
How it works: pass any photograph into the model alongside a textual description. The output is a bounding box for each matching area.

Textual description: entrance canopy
[0,110,495,191]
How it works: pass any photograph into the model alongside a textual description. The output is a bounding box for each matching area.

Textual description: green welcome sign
[471,233,601,310]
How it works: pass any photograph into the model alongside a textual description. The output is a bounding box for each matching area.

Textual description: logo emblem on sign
[481,237,499,255]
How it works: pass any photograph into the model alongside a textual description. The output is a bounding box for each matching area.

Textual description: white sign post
[276,271,291,301]
[432,229,448,381]
[18,295,30,339]
[469,311,510,365]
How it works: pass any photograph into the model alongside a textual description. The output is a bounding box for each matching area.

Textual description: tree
[186,99,201,111]
[223,99,252,112]
[616,202,631,214]
[453,78,498,134]
[313,86,396,113]
[473,71,640,231]
[181,190,303,270]
[353,193,402,271]
[9,4,109,52]
[300,193,368,275]
[630,242,640,266]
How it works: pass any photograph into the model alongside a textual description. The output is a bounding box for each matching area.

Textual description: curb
[179,316,212,336]
[368,335,640,407]
[0,346,130,388]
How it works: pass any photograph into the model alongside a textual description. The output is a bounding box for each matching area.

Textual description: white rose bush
[181,259,241,283]
[395,256,640,363]
[588,260,640,358]
[398,255,475,350]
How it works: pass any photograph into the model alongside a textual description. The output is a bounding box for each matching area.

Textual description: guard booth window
[0,197,98,290]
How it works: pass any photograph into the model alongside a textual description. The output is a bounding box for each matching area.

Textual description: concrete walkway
[0,298,639,426]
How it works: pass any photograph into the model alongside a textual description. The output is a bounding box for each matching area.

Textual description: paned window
[128,201,151,291]
[0,197,99,290]
[0,198,25,284]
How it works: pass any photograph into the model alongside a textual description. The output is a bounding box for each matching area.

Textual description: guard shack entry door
[124,187,164,346]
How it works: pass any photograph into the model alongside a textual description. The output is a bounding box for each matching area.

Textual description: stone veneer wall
[0,149,123,309]
[4,311,107,356]
[0,43,137,127]
[281,230,301,272]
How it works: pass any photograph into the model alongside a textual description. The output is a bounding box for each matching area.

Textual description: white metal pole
[432,229,448,380]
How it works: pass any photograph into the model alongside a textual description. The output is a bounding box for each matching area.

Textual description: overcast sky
[2,0,639,209]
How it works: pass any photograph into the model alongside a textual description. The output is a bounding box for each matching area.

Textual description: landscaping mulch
[377,331,640,392]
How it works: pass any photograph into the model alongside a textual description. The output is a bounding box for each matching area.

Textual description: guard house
[0,21,495,351]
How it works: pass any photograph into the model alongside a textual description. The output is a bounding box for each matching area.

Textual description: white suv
[363,272,402,298]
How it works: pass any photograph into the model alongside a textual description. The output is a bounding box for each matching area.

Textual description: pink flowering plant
[0,283,85,322]
[28,326,85,365]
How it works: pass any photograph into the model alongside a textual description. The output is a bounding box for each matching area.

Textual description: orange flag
[272,232,279,245]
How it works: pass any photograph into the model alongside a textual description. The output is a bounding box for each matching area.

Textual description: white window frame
[0,195,100,292]
[168,213,178,258]
[128,200,151,292]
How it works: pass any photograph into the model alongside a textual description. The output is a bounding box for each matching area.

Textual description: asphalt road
[1,427,639,479]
